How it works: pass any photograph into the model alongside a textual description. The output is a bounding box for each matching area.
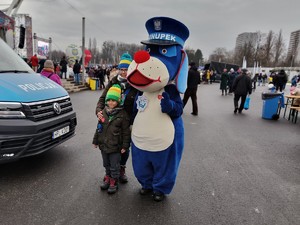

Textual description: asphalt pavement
[0,83,299,225]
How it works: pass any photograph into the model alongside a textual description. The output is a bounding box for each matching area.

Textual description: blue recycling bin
[261,92,284,120]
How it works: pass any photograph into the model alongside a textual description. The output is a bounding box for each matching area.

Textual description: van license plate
[52,126,70,139]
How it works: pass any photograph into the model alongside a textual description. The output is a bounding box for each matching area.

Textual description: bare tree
[234,42,255,66]
[100,40,142,65]
[195,49,204,66]
[209,47,227,62]
[101,40,115,64]
[261,30,274,66]
[185,48,195,64]
[51,50,65,63]
[91,38,97,64]
[273,29,285,67]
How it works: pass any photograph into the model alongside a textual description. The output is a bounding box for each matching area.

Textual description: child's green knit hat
[105,84,122,103]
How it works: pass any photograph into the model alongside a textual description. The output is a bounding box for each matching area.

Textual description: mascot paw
[160,92,173,113]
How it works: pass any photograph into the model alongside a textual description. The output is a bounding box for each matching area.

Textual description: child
[92,84,131,194]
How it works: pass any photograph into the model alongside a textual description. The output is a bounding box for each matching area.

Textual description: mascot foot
[139,188,153,195]
[153,192,165,202]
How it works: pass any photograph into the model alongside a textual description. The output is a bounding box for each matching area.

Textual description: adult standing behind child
[93,84,131,194]
[95,53,138,183]
[40,60,62,86]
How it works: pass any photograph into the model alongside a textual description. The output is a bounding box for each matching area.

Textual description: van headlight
[0,102,26,119]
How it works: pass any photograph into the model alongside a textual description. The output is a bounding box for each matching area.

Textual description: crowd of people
[183,66,300,115]
[25,54,121,87]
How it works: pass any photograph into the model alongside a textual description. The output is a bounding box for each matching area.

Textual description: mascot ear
[175,50,189,94]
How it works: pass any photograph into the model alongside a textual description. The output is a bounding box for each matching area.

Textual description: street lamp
[48,37,52,60]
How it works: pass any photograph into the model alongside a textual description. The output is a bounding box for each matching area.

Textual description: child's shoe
[107,178,118,194]
[100,175,110,190]
[119,166,128,183]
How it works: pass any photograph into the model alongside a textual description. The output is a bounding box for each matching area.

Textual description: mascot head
[127,16,189,93]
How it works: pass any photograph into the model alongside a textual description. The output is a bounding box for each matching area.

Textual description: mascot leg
[151,143,184,194]
[132,144,154,190]
[132,122,184,195]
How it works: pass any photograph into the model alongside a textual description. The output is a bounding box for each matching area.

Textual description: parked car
[0,38,77,164]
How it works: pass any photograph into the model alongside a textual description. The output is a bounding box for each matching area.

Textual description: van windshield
[0,38,34,73]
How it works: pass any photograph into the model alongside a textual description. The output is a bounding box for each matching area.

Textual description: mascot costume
[126,16,189,201]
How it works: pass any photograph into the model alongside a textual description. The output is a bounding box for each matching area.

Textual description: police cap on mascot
[127,16,189,202]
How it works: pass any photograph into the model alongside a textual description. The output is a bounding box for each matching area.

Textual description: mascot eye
[161,49,167,54]
[147,48,151,53]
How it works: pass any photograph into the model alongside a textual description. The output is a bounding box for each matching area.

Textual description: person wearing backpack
[40,60,62,86]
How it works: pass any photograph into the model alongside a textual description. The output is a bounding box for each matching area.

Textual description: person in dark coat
[252,73,258,91]
[37,58,46,73]
[182,62,201,115]
[275,69,288,92]
[232,68,252,114]
[73,60,81,85]
[59,56,68,79]
[220,69,229,95]
[228,68,237,94]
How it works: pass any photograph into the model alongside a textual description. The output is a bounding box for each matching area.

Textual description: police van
[0,38,77,163]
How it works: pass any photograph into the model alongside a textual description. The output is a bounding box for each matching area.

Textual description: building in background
[235,32,259,53]
[287,29,300,65]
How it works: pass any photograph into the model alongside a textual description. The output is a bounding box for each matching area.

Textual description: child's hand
[97,111,104,121]
[93,144,98,149]
[121,148,126,154]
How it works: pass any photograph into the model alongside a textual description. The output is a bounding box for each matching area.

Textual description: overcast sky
[2,0,300,58]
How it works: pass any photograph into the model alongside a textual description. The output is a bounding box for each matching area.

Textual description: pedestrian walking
[29,54,39,72]
[93,84,131,194]
[257,73,262,86]
[95,53,138,183]
[220,69,229,96]
[274,69,288,92]
[182,62,201,115]
[232,69,252,114]
[228,68,236,94]
[262,73,267,86]
[252,73,258,91]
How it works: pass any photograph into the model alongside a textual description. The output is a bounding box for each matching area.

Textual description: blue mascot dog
[127,16,189,201]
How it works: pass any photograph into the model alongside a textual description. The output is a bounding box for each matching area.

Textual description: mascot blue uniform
[127,17,189,201]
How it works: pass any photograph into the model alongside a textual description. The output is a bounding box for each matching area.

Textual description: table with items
[283,95,300,123]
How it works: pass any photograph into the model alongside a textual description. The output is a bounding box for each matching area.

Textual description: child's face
[107,99,118,109]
